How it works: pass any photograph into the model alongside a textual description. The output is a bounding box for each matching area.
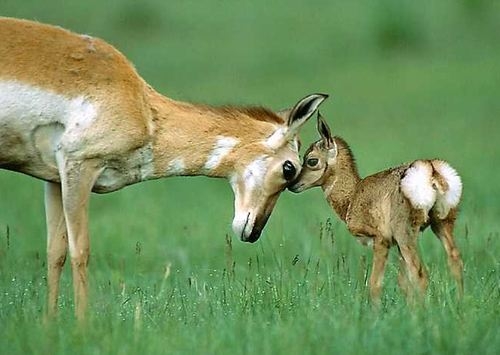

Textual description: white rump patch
[432,160,462,218]
[401,160,462,218]
[401,161,436,214]
[204,136,239,171]
[166,157,185,176]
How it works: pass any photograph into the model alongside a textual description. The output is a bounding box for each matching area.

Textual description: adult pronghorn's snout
[232,190,281,243]
[232,211,260,243]
[234,213,263,243]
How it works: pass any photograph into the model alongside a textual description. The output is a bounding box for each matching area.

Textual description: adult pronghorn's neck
[145,88,278,179]
[323,137,361,222]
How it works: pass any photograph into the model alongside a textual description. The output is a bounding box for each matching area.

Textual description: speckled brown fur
[291,115,464,304]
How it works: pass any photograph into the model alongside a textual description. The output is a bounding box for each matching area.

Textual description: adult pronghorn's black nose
[241,212,269,243]
[242,229,262,243]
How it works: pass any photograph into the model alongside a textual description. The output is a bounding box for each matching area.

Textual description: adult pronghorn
[0,17,327,320]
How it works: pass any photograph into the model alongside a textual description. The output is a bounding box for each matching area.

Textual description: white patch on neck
[243,155,268,190]
[166,157,185,175]
[204,136,239,171]
[264,127,286,149]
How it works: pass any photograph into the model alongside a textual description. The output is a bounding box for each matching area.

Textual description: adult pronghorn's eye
[306,158,319,167]
[283,160,296,181]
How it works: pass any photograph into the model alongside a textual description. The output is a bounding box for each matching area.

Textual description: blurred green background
[0,1,499,354]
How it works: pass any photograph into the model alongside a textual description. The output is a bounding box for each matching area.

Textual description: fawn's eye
[306,158,319,167]
[282,160,296,181]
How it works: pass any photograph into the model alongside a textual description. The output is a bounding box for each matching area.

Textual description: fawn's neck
[322,137,361,222]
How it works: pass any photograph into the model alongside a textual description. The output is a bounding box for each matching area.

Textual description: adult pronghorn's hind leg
[57,154,103,321]
[45,182,68,317]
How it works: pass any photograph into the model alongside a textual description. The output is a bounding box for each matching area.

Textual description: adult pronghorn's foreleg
[57,155,102,320]
[45,182,68,317]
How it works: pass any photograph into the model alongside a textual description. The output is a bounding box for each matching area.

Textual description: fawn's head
[230,94,328,242]
[289,113,339,193]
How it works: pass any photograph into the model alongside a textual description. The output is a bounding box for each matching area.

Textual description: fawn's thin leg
[397,253,410,298]
[396,232,428,299]
[431,209,464,296]
[369,237,390,305]
[45,182,68,317]
[57,155,102,321]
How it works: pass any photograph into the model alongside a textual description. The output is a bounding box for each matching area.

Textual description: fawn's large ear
[285,93,328,135]
[317,112,337,157]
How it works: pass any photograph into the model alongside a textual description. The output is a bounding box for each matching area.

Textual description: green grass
[1,0,499,354]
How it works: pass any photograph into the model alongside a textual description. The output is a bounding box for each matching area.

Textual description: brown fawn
[0,17,328,319]
[290,113,464,303]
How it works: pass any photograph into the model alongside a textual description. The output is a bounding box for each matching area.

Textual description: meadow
[0,1,499,354]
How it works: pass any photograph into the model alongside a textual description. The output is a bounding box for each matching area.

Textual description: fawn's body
[0,17,327,319]
[291,115,463,302]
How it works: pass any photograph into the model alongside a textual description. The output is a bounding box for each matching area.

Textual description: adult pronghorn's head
[229,93,328,242]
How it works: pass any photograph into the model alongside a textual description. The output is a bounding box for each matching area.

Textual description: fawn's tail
[401,159,462,218]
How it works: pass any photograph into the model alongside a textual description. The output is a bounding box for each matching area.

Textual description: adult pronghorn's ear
[317,112,337,158]
[286,93,329,134]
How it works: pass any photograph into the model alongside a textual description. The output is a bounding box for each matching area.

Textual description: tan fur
[0,18,328,320]
[291,116,464,304]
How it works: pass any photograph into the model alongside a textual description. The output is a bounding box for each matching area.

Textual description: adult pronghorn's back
[0,17,146,101]
[1,17,328,319]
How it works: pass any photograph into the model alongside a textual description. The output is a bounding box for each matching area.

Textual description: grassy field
[1,0,499,354]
